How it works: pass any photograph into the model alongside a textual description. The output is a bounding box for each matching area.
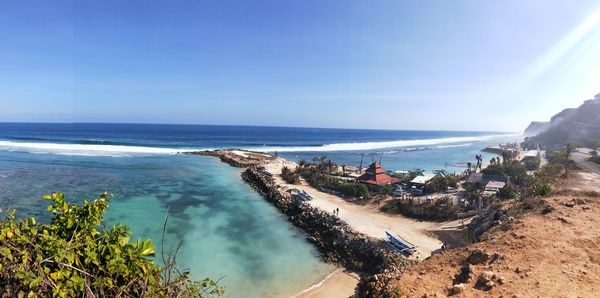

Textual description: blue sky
[1,0,599,132]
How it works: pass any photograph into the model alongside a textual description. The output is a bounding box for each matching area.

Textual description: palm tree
[298,159,307,167]
[474,154,482,172]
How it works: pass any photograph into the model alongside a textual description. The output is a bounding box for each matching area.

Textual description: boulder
[475,271,496,291]
[467,249,490,265]
[453,263,472,284]
[541,205,554,214]
[449,283,465,296]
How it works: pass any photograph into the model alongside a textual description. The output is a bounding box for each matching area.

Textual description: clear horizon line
[0,121,519,134]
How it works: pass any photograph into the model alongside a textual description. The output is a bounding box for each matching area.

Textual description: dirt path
[572,149,600,175]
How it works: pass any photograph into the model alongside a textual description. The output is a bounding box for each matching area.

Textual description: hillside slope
[388,195,600,297]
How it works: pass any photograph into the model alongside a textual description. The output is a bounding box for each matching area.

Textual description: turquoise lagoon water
[0,151,334,297]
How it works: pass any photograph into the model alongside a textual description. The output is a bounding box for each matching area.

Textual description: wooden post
[359,154,364,174]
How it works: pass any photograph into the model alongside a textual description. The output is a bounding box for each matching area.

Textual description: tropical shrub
[280,166,301,184]
[336,183,369,198]
[499,184,517,199]
[481,161,528,185]
[532,182,553,197]
[0,193,222,297]
[423,174,459,193]
[381,184,394,196]
[380,199,458,221]
[524,156,541,171]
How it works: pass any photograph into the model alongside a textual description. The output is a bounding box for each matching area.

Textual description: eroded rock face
[468,205,507,242]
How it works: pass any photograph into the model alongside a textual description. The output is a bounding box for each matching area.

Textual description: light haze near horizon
[1,0,600,132]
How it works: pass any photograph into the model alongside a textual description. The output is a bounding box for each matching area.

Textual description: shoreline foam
[0,133,520,157]
[294,268,359,298]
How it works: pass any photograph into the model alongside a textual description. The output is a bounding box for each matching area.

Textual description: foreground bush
[0,193,222,297]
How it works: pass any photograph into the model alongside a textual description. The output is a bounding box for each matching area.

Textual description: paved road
[572,149,600,175]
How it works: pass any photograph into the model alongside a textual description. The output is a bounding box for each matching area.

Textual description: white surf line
[0,140,200,156]
[251,133,522,153]
[292,268,345,298]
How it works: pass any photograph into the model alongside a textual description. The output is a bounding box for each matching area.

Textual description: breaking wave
[0,133,520,157]
[250,134,519,153]
[0,141,194,157]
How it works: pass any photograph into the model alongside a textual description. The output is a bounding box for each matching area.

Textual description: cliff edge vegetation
[0,193,222,298]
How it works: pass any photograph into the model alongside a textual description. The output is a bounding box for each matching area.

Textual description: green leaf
[140,239,155,257]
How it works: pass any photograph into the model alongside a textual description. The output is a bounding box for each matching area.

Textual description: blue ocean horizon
[0,122,521,297]
[0,122,519,171]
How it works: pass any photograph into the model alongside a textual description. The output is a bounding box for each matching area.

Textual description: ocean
[0,123,520,297]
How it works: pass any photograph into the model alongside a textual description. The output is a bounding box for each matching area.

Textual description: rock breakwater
[241,167,416,296]
[187,149,268,167]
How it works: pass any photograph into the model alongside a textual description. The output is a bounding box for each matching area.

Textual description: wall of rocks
[241,167,416,296]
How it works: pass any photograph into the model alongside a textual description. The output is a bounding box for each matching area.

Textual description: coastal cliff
[523,92,600,147]
[523,121,550,137]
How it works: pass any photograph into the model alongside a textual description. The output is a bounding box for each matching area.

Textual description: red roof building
[357,162,401,186]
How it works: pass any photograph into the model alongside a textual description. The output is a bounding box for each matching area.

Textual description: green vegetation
[423,174,459,194]
[524,155,541,171]
[336,182,369,198]
[499,184,517,199]
[481,160,528,186]
[390,171,417,184]
[296,156,371,199]
[532,182,553,197]
[280,166,300,184]
[381,197,458,221]
[381,184,394,196]
[520,149,573,198]
[588,150,600,165]
[0,193,222,297]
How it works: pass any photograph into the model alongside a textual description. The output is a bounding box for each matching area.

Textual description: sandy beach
[295,269,360,298]
[252,155,473,295]
[265,157,449,257]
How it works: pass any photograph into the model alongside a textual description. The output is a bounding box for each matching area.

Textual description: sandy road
[263,158,458,259]
[572,149,600,175]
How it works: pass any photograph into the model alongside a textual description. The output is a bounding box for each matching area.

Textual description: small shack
[410,170,447,187]
[410,172,437,186]
[484,181,506,196]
